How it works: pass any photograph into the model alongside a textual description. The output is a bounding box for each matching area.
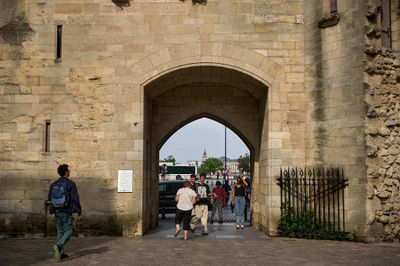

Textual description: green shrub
[278,202,346,240]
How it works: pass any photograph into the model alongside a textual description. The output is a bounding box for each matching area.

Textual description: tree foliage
[200,157,223,174]
[197,165,206,174]
[237,153,250,173]
[162,155,176,165]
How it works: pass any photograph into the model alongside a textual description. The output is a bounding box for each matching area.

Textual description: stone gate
[1,0,399,241]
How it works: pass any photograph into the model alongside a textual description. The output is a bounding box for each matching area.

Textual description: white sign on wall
[118,170,133,193]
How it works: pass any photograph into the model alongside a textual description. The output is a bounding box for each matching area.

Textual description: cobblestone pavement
[1,227,400,265]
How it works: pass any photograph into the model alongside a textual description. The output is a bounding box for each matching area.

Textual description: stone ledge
[318,14,340,29]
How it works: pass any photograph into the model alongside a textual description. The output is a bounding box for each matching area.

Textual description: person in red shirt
[210,181,226,224]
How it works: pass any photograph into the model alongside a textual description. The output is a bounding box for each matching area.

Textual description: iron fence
[277,167,348,239]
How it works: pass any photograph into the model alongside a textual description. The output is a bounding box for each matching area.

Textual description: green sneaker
[53,245,60,261]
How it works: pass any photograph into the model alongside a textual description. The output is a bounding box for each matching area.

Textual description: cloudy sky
[159,118,249,164]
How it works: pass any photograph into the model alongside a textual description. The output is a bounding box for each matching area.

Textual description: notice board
[118,170,133,193]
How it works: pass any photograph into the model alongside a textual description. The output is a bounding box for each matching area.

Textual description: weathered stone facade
[0,0,399,241]
[304,0,367,237]
[364,0,400,241]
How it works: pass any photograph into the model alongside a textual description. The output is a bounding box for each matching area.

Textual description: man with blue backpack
[48,164,82,261]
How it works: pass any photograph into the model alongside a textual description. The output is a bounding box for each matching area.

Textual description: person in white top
[174,181,197,240]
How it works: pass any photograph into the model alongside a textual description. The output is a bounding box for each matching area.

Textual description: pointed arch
[157,113,254,159]
[139,44,281,235]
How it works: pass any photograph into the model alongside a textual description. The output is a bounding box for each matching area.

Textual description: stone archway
[130,42,293,236]
[142,65,270,232]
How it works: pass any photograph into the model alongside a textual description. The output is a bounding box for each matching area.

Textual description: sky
[159,118,249,164]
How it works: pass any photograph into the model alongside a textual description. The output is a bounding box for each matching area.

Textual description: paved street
[1,178,398,265]
[2,182,398,266]
[160,204,250,223]
[1,221,400,266]
[146,220,257,241]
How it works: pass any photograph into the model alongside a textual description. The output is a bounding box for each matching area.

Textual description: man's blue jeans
[55,211,74,256]
[234,196,246,224]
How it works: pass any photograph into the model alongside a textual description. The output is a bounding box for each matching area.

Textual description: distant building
[218,156,239,175]
[202,149,208,162]
[187,149,208,169]
[226,160,239,174]
[187,159,200,168]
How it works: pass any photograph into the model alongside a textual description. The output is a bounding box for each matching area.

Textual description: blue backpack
[51,180,69,208]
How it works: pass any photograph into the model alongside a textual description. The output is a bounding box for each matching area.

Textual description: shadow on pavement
[68,246,110,260]
[0,237,113,265]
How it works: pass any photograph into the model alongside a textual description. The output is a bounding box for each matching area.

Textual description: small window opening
[330,0,337,15]
[381,0,392,48]
[45,121,51,152]
[56,25,62,59]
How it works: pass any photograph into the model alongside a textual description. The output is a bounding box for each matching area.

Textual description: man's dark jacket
[48,177,82,215]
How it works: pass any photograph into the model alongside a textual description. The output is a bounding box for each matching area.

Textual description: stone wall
[1,0,384,239]
[364,0,400,241]
[251,0,306,236]
[0,0,143,236]
[0,0,307,237]
[304,0,368,237]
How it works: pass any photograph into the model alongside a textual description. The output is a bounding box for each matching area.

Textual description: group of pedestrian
[174,173,249,239]
[47,163,250,261]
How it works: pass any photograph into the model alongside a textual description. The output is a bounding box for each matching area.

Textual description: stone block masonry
[0,0,399,242]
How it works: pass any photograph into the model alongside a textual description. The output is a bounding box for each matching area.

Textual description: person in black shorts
[174,181,197,240]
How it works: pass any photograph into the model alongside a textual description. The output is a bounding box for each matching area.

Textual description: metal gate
[277,167,348,239]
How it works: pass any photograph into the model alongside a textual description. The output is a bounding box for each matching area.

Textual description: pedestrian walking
[160,173,166,181]
[222,179,231,205]
[210,181,226,224]
[190,173,211,235]
[245,176,251,207]
[174,181,197,240]
[189,173,197,191]
[48,164,82,261]
[231,174,248,229]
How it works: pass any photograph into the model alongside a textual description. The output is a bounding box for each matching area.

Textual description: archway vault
[141,62,271,234]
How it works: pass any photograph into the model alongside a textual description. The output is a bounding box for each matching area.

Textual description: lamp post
[224,126,227,178]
